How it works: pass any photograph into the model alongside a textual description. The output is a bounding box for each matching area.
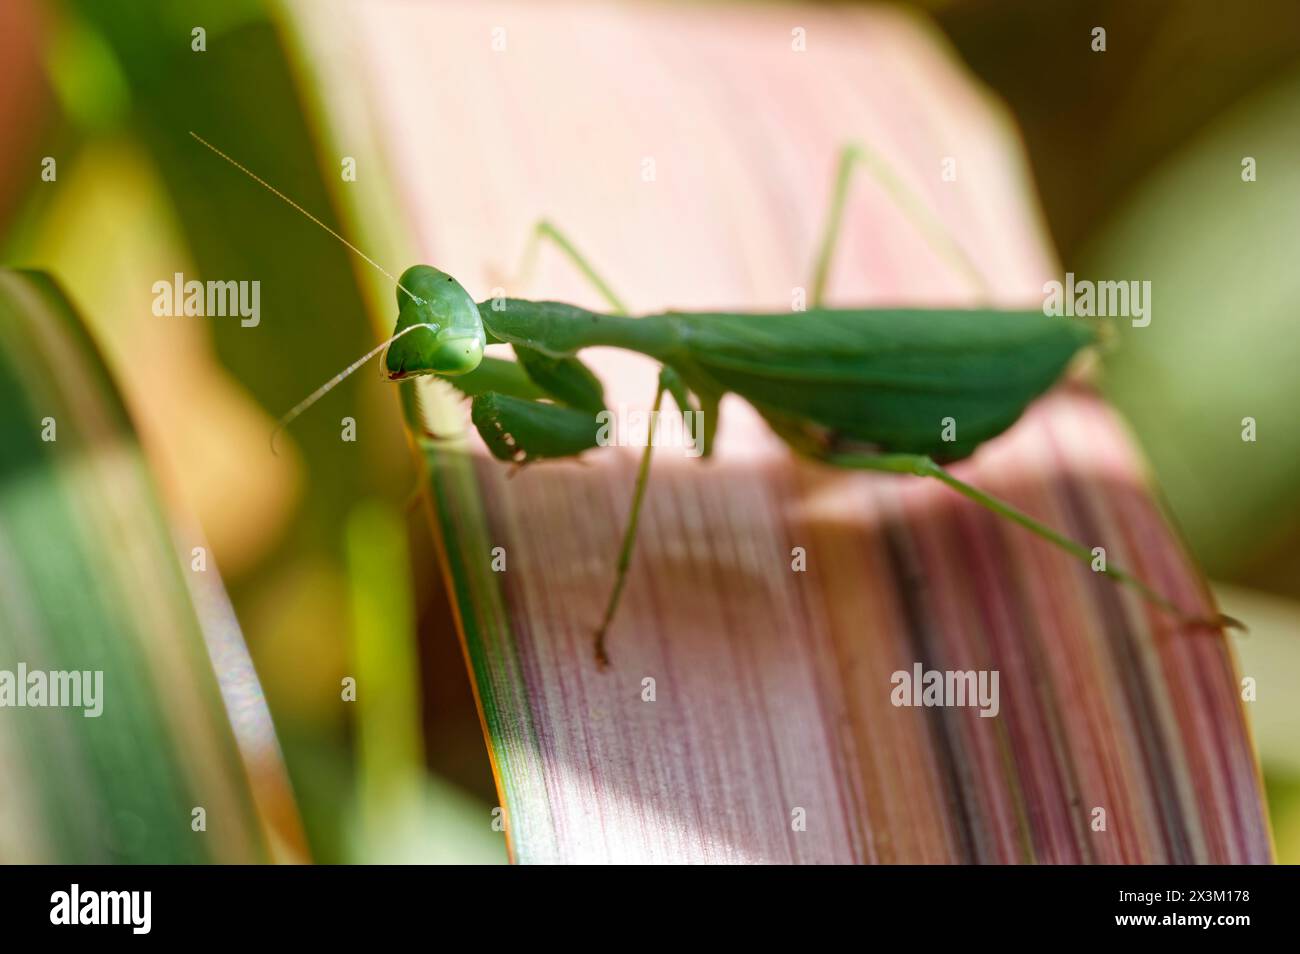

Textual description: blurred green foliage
[0,270,268,862]
[7,0,503,862]
[1084,74,1300,586]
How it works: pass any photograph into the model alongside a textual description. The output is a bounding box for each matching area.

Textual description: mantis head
[384,265,486,379]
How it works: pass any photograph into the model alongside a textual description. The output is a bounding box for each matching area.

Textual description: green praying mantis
[191,133,1237,666]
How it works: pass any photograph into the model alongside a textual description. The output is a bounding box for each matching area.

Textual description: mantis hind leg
[828,451,1241,631]
[516,218,629,315]
[808,143,990,306]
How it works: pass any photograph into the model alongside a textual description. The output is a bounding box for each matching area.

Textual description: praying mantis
[191,133,1237,666]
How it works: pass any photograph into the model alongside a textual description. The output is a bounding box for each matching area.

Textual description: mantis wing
[665,308,1096,460]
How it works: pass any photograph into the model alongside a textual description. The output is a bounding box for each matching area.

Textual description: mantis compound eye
[428,331,484,375]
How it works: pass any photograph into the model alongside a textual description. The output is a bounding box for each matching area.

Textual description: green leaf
[345,499,505,863]
[0,269,274,862]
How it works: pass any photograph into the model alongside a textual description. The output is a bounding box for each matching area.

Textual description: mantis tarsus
[191,132,1238,667]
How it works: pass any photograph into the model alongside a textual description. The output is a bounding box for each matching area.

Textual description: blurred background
[0,0,1296,863]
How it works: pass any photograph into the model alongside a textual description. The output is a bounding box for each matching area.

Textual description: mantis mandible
[191,133,1238,666]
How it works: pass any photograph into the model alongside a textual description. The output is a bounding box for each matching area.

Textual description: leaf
[0,269,290,862]
[56,0,421,860]
[344,498,506,863]
[285,2,1271,863]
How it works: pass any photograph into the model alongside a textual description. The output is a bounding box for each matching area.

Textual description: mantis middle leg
[507,217,670,664]
[808,142,990,306]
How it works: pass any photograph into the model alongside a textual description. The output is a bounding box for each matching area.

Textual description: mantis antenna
[269,322,440,455]
[188,131,424,305]
[187,131,440,453]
